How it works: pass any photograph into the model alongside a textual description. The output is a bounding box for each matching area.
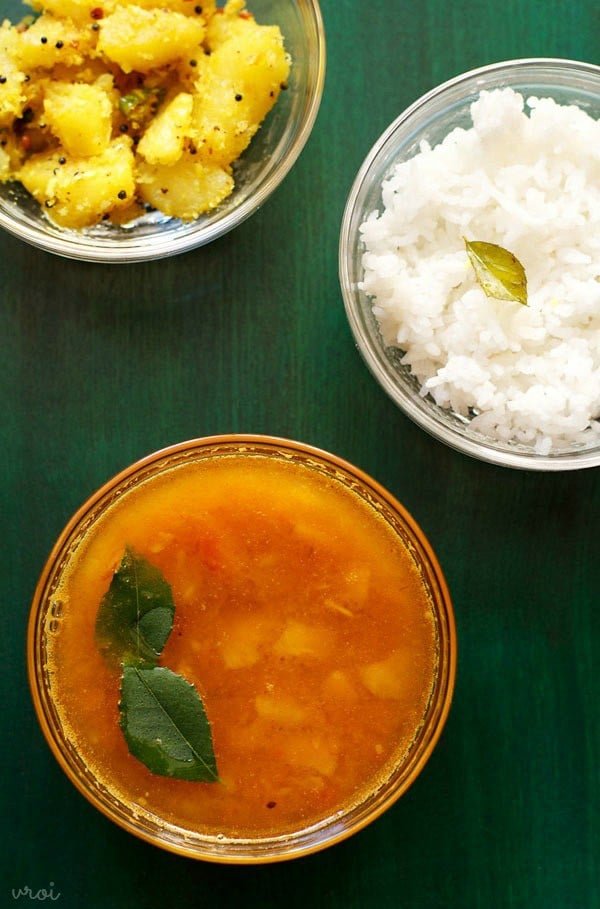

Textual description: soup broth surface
[49,453,438,838]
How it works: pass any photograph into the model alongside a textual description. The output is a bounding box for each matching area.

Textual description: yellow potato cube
[0,23,28,127]
[44,82,113,157]
[191,20,289,167]
[97,6,205,73]
[282,734,338,777]
[274,621,331,658]
[255,695,306,726]
[31,0,215,21]
[204,0,252,49]
[14,14,96,70]
[29,0,105,24]
[137,92,193,166]
[19,137,136,228]
[360,651,412,700]
[220,617,275,670]
[136,154,233,220]
[207,21,289,124]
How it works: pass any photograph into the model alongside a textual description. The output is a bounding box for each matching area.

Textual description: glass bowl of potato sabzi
[0,0,325,262]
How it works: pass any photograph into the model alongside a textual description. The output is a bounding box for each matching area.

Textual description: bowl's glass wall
[0,0,325,262]
[28,436,456,863]
[340,60,600,471]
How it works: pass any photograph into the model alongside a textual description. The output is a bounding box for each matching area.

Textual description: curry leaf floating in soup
[95,547,176,670]
[94,546,219,781]
[120,665,219,782]
[45,451,440,839]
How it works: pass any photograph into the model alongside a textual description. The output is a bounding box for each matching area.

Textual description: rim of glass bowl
[339,58,600,471]
[0,0,325,264]
[27,434,456,863]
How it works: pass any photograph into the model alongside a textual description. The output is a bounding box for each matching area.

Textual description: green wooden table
[2,1,599,906]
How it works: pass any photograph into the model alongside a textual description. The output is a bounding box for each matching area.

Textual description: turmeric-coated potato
[137,92,193,166]
[0,0,290,225]
[191,20,289,167]
[0,23,28,127]
[97,6,206,73]
[13,14,96,70]
[19,138,136,228]
[43,81,114,157]
[136,154,234,220]
[30,0,216,20]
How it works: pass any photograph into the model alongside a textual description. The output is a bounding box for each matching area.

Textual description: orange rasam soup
[29,438,455,860]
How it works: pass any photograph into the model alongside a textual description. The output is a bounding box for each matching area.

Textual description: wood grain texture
[1,0,599,906]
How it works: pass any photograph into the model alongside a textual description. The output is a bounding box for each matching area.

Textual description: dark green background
[2,0,599,906]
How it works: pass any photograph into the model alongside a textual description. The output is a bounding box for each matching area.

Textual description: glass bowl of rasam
[28,435,456,862]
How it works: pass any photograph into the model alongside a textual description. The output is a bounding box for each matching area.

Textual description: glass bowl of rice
[0,0,325,263]
[340,59,600,471]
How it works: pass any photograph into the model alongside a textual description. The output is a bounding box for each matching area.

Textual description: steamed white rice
[359,88,600,454]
